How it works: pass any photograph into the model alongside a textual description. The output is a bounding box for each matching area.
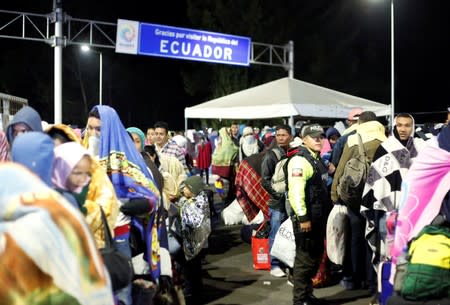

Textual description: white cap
[289,137,303,148]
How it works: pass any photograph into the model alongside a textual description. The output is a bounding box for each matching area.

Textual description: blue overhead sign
[138,23,251,66]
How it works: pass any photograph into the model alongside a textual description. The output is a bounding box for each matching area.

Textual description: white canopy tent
[184,77,390,129]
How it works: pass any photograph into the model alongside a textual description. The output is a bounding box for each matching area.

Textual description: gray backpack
[336,134,370,211]
[270,149,288,193]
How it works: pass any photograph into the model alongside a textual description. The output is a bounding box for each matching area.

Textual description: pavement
[196,191,373,305]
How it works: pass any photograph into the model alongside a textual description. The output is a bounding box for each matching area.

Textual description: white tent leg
[289,116,294,135]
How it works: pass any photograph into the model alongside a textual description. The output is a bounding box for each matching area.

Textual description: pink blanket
[391,138,450,265]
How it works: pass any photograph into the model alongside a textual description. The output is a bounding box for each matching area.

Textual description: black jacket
[261,145,286,210]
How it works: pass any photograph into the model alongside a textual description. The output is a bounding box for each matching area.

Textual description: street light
[81,45,103,105]
[370,0,394,124]
[389,0,394,124]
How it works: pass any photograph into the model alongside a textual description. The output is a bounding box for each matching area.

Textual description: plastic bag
[252,222,271,270]
[270,217,295,268]
[326,203,349,265]
[221,199,244,225]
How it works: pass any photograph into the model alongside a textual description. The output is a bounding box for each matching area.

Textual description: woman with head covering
[83,106,164,305]
[46,123,119,250]
[0,162,114,305]
[52,142,93,212]
[211,127,238,179]
[325,127,341,149]
[127,126,146,153]
[127,126,165,203]
[239,126,263,162]
[11,131,55,186]
[212,127,239,203]
[5,105,43,144]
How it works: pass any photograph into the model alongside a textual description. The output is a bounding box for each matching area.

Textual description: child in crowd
[52,142,92,211]
[174,176,211,303]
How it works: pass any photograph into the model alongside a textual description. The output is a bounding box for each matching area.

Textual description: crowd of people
[219,108,450,305]
[0,104,449,305]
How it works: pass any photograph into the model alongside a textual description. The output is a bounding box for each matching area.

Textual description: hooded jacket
[11,132,54,186]
[6,106,43,144]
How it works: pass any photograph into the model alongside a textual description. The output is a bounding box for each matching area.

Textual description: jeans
[114,234,132,305]
[269,207,288,269]
[342,208,367,287]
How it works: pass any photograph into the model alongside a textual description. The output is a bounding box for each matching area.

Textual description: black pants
[292,218,324,303]
[174,250,203,299]
[199,169,209,185]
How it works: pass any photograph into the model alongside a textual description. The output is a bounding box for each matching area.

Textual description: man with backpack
[331,111,387,291]
[287,123,330,305]
[329,108,363,169]
[261,124,293,278]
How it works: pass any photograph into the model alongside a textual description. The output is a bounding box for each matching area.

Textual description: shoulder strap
[272,148,282,160]
[99,206,114,250]
[356,133,368,160]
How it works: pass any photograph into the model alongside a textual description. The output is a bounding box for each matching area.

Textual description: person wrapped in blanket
[82,105,167,305]
[172,175,211,304]
[46,124,119,250]
[211,127,238,203]
[0,162,115,305]
[390,124,450,280]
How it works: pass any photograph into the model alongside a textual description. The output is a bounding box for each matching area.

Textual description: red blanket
[235,159,269,221]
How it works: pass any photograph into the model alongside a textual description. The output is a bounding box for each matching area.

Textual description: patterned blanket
[0,163,114,305]
[361,136,422,265]
[390,137,450,266]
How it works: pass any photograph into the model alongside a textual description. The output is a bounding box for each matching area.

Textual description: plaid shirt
[235,159,270,221]
[158,140,189,174]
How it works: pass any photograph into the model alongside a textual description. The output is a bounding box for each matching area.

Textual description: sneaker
[270,267,286,278]
[339,277,354,290]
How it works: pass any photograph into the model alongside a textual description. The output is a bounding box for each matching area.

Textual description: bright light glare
[81,45,90,52]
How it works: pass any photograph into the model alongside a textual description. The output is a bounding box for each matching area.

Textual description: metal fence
[0,92,28,131]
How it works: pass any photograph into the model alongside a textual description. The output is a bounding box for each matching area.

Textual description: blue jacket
[11,131,54,186]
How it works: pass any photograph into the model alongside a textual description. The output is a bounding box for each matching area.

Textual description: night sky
[1,0,449,130]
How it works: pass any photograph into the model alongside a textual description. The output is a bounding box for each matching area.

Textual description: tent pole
[289,116,294,135]
[288,40,294,79]
[184,117,187,135]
